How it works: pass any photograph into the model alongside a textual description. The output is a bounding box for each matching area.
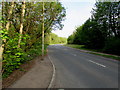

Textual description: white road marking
[88,60,106,68]
[58,89,64,90]
[72,54,77,56]
[47,55,56,89]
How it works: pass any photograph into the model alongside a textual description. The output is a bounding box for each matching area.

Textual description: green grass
[49,43,67,45]
[64,44,84,49]
[89,52,120,60]
[64,44,101,52]
[64,44,120,61]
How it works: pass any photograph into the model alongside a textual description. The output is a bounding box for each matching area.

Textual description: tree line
[45,33,67,44]
[0,1,66,78]
[68,2,120,55]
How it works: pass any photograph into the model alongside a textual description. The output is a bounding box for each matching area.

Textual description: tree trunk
[0,2,4,81]
[1,1,14,74]
[5,1,14,31]
[18,1,25,48]
[112,13,117,37]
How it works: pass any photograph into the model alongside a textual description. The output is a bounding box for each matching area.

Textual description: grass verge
[64,44,120,61]
[64,44,101,52]
[89,52,120,60]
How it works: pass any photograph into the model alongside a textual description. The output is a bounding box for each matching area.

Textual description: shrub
[103,37,120,55]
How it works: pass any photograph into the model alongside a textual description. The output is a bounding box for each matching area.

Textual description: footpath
[7,55,53,88]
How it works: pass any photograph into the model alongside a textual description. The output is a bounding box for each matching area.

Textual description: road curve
[48,45,118,88]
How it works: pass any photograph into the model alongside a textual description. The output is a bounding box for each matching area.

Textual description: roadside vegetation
[45,33,67,45]
[0,1,66,78]
[67,2,120,58]
[64,44,101,52]
[64,44,120,60]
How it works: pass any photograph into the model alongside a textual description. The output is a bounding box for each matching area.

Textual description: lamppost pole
[42,2,44,60]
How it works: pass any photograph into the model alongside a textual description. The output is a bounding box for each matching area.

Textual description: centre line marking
[72,54,77,56]
[89,60,106,68]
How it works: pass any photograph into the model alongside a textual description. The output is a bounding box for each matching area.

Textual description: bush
[103,37,120,55]
[2,41,48,78]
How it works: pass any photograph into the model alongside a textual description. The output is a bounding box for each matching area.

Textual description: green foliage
[103,37,120,55]
[67,34,75,44]
[0,29,8,40]
[45,33,67,44]
[89,52,120,61]
[68,19,105,49]
[2,1,66,78]
[64,44,85,50]
[50,33,59,44]
[2,30,31,78]
[3,39,48,78]
[67,2,120,56]
[65,44,120,60]
[80,19,105,49]
[59,37,67,44]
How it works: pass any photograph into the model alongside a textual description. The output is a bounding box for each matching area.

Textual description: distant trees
[67,33,75,44]
[1,1,66,78]
[68,2,120,55]
[45,33,67,44]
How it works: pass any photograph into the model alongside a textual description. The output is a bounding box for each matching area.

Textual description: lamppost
[41,2,44,60]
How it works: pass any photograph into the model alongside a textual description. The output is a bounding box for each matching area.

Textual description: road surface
[48,45,119,88]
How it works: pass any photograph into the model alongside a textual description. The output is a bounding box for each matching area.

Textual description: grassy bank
[64,44,120,61]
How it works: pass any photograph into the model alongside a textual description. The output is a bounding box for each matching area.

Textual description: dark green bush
[103,37,120,55]
[3,38,48,78]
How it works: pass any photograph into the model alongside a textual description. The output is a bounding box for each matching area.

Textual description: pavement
[48,45,119,88]
[8,55,53,88]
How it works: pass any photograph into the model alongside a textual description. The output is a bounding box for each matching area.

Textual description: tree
[1,1,15,74]
[48,33,67,44]
[92,2,119,38]
[70,19,105,49]
[81,19,105,48]
[1,1,66,78]
[73,25,83,44]
[18,1,25,48]
[67,34,75,44]
[68,1,120,55]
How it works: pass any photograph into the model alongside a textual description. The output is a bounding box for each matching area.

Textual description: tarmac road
[48,45,119,88]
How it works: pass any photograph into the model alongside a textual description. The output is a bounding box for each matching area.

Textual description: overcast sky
[52,1,95,38]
